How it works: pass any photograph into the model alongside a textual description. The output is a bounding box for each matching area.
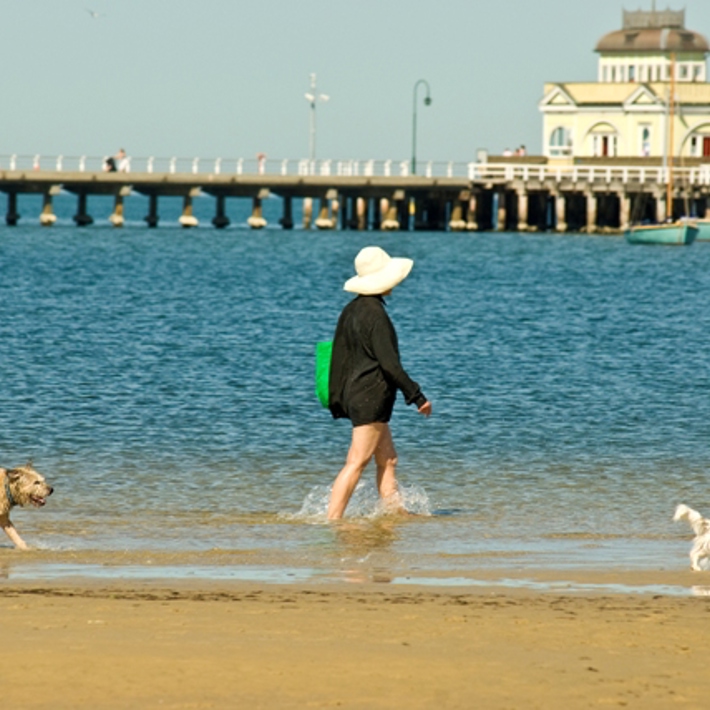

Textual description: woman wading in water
[327,246,432,520]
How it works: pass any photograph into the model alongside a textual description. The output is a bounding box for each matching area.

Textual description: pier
[1,154,709,232]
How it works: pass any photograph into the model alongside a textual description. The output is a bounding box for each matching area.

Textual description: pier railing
[3,154,710,186]
[467,162,710,186]
[0,154,473,179]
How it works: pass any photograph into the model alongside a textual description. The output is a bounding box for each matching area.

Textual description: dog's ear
[26,459,34,469]
[8,469,24,482]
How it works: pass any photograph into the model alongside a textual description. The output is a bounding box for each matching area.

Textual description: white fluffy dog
[673,504,710,572]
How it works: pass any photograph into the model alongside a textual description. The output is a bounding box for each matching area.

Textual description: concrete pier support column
[109,187,131,227]
[339,196,349,230]
[398,196,410,231]
[655,193,666,223]
[247,188,269,229]
[466,194,478,231]
[619,192,631,229]
[345,197,359,230]
[379,198,390,229]
[315,189,337,229]
[496,191,507,231]
[212,195,230,229]
[585,192,598,234]
[315,196,335,229]
[555,193,567,233]
[449,203,466,231]
[109,195,125,227]
[73,193,93,226]
[371,198,382,230]
[179,191,199,228]
[356,197,367,230]
[279,195,294,229]
[247,199,266,229]
[517,190,529,232]
[449,190,468,231]
[5,192,19,225]
[302,197,313,229]
[448,201,464,231]
[144,194,159,228]
[382,191,403,230]
[39,186,61,226]
[381,198,400,230]
[331,195,340,228]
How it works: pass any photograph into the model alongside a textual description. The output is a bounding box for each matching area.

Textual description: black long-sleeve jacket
[328,295,426,426]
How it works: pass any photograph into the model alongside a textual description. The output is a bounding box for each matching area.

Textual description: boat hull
[625,222,698,245]
[693,219,710,241]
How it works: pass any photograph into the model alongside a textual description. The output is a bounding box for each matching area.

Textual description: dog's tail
[674,504,710,537]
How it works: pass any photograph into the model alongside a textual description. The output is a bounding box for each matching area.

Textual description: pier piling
[247,190,268,229]
[212,195,230,229]
[302,197,313,229]
[516,190,529,232]
[466,194,478,230]
[144,194,159,228]
[109,187,131,227]
[315,196,334,229]
[179,192,199,228]
[39,187,60,226]
[73,193,93,227]
[279,195,294,230]
[6,192,19,225]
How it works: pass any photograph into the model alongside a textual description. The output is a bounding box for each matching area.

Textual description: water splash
[288,481,432,522]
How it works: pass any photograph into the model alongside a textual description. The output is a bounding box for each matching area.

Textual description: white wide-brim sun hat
[343,246,414,295]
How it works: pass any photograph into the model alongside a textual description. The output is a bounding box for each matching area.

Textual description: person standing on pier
[326,246,432,520]
[116,148,129,172]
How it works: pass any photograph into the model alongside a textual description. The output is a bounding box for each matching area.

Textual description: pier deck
[1,156,709,231]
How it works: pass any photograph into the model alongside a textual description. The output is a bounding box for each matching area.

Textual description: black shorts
[346,392,395,427]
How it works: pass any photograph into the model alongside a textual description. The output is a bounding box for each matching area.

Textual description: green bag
[315,341,333,408]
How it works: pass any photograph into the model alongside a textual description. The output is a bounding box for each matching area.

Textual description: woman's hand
[418,401,432,417]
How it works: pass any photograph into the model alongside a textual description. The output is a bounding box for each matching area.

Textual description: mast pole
[666,52,676,221]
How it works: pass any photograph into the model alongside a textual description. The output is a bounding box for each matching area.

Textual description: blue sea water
[1,192,710,589]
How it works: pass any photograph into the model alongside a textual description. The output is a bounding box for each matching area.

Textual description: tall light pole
[305,73,329,174]
[411,79,432,175]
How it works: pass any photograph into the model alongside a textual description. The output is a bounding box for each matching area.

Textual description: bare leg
[374,425,402,512]
[327,423,386,520]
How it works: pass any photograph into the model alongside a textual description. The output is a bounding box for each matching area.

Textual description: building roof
[595,8,709,54]
[542,82,710,107]
[596,28,709,54]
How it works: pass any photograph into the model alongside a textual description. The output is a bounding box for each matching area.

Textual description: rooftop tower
[595,7,709,83]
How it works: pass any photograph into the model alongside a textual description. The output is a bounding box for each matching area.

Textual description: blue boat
[625,53,699,247]
[625,221,698,245]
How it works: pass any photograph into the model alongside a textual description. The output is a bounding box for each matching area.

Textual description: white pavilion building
[539,7,710,160]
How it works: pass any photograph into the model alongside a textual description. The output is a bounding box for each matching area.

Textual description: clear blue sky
[2,0,710,161]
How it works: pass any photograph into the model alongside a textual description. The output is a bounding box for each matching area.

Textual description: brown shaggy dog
[0,462,54,550]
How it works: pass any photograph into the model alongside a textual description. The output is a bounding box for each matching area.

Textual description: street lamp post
[411,79,432,175]
[305,73,330,174]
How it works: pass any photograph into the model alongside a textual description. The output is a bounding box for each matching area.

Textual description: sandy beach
[1,576,709,709]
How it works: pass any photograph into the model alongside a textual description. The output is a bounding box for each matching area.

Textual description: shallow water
[1,192,709,588]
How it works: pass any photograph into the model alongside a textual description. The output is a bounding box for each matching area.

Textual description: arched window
[588,123,618,157]
[549,127,572,157]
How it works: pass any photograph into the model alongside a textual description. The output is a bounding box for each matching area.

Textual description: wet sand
[2,576,710,709]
